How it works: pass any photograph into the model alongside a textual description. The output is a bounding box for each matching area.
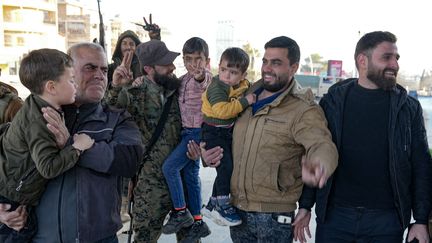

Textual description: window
[4,35,12,47]
[17,37,25,46]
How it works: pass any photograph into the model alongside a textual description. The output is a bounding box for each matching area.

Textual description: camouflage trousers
[132,160,197,243]
[132,159,172,243]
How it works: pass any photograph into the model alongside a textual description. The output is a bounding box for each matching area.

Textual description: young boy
[201,47,256,226]
[161,37,212,241]
[0,48,94,242]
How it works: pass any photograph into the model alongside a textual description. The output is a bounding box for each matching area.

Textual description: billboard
[327,60,343,78]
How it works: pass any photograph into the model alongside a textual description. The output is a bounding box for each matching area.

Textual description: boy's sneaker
[162,209,194,234]
[211,204,242,226]
[201,198,215,220]
[180,220,211,243]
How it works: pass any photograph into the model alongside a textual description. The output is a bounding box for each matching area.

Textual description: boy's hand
[187,140,201,161]
[245,93,256,105]
[187,59,206,82]
[72,133,95,152]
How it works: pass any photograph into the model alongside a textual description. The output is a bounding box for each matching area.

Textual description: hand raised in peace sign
[186,59,207,82]
[139,13,161,40]
[112,50,133,87]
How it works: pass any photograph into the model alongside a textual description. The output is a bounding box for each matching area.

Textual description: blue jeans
[316,205,404,243]
[162,128,201,216]
[230,209,294,243]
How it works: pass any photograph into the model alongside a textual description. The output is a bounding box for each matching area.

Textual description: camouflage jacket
[0,82,23,123]
[105,76,181,169]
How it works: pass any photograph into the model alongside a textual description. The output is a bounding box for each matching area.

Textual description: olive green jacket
[0,95,79,205]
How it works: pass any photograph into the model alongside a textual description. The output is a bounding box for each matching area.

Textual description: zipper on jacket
[58,174,66,243]
[389,97,406,228]
[58,108,79,243]
[16,167,37,191]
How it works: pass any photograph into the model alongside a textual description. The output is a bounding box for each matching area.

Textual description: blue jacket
[33,102,143,243]
[300,78,432,228]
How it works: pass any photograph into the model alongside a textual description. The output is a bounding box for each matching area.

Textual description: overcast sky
[99,0,431,76]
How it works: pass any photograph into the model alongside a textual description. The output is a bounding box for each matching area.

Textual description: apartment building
[1,0,108,76]
[0,0,64,77]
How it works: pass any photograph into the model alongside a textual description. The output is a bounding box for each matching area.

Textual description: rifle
[96,0,105,50]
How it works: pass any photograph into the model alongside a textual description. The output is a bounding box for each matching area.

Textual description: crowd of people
[0,21,431,243]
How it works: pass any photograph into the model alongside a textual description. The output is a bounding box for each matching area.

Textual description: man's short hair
[220,47,250,74]
[67,42,106,59]
[19,49,73,95]
[264,36,301,65]
[354,31,397,68]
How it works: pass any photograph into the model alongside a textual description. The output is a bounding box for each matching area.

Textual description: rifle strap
[136,94,174,177]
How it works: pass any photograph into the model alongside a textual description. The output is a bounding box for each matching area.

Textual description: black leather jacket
[300,78,432,228]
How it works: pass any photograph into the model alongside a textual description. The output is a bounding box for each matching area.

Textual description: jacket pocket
[251,161,281,196]
[16,167,38,192]
[263,118,287,132]
[278,161,302,192]
[251,159,301,197]
[262,118,291,146]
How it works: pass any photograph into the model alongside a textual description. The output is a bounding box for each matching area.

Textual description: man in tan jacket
[200,36,338,243]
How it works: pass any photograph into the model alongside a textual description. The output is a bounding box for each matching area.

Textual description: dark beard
[367,64,397,91]
[262,72,291,92]
[154,73,181,91]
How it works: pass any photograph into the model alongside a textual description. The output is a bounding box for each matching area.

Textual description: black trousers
[201,123,233,197]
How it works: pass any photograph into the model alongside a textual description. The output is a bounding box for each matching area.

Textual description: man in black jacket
[294,31,432,243]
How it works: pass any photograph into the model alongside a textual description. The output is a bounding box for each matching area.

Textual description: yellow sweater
[201,76,250,126]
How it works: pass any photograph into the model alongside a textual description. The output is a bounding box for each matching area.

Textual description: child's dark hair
[19,48,73,95]
[182,37,209,58]
[220,47,249,74]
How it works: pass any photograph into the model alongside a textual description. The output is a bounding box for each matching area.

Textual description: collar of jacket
[31,94,64,118]
[62,102,106,123]
[326,78,408,109]
[248,78,316,107]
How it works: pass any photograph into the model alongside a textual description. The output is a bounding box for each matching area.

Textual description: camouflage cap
[136,40,179,67]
